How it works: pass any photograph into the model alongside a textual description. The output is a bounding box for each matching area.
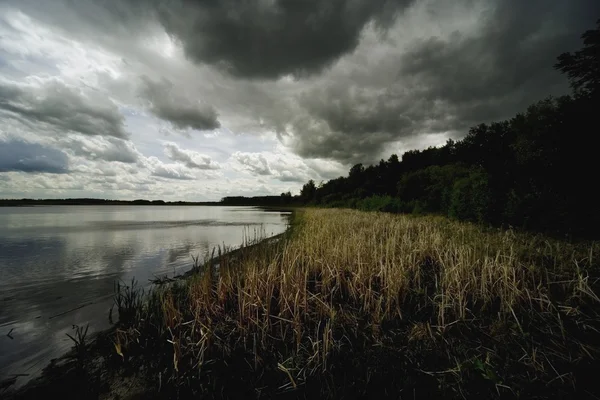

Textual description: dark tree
[280,191,293,204]
[555,19,600,98]
[300,180,317,203]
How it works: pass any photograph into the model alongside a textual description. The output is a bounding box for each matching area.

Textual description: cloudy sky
[0,0,597,201]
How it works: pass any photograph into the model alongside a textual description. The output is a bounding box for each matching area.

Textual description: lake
[0,205,290,387]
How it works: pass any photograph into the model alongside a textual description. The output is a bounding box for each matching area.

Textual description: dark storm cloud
[140,77,220,131]
[0,80,128,139]
[397,0,600,127]
[302,86,414,135]
[151,0,414,78]
[290,122,399,164]
[287,0,600,163]
[0,139,69,173]
[8,0,415,79]
[290,86,420,162]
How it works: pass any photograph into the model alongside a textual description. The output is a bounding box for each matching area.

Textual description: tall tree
[555,19,600,98]
[300,180,317,203]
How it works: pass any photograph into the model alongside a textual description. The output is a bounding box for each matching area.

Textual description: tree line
[297,20,600,238]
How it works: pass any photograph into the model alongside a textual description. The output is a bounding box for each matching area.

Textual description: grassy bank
[10,209,600,399]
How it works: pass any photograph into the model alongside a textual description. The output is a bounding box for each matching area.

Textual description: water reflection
[0,206,289,386]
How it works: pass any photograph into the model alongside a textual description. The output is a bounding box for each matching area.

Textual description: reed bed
[112,209,600,399]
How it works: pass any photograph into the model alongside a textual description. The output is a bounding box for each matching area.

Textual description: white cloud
[164,142,221,170]
[144,156,196,181]
[232,152,272,176]
[231,150,336,184]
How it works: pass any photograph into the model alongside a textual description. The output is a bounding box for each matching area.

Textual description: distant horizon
[0,197,217,203]
[0,195,293,204]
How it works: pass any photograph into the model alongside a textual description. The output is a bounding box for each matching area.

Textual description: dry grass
[113,209,600,399]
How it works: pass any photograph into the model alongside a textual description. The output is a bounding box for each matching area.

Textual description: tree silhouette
[555,19,600,98]
[300,180,317,203]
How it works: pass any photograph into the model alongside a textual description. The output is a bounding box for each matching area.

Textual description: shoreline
[2,221,293,398]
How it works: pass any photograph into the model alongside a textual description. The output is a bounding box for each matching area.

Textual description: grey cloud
[303,87,414,135]
[145,156,195,180]
[288,118,398,164]
[164,142,220,170]
[140,77,220,131]
[398,0,600,126]
[0,138,69,174]
[152,169,193,180]
[303,159,347,180]
[61,137,140,164]
[233,152,272,176]
[277,172,308,183]
[288,86,419,163]
[8,0,414,79]
[0,80,128,138]
[232,151,316,183]
[283,0,599,163]
[151,0,414,78]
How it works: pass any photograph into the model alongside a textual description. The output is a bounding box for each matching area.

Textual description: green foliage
[448,169,490,223]
[355,195,404,213]
[397,164,471,214]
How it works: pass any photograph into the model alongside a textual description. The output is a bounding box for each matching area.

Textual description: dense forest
[292,20,600,238]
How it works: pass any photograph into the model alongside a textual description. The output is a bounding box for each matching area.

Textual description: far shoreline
[0,196,299,208]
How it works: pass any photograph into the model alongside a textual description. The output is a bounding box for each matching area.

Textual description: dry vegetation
[111,208,600,399]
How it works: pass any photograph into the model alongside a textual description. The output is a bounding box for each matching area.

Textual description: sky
[0,0,598,201]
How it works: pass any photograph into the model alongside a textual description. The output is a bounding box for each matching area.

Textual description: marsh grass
[111,278,144,325]
[109,209,600,398]
[65,324,89,361]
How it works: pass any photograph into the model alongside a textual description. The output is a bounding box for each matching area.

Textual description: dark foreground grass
[7,209,600,399]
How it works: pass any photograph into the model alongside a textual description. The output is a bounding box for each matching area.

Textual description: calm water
[0,205,289,386]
